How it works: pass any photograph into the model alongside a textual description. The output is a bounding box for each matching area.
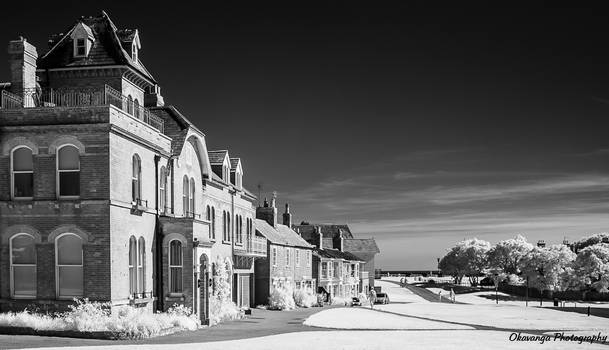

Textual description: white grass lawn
[35,330,607,350]
[374,279,428,303]
[376,303,609,331]
[303,307,472,330]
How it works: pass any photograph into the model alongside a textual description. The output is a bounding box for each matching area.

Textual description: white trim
[56,144,80,199]
[168,239,183,293]
[55,232,84,299]
[9,233,37,299]
[10,146,34,200]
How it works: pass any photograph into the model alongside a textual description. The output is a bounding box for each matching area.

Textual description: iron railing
[0,85,164,132]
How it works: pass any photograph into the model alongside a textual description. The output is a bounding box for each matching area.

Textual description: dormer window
[70,22,95,58]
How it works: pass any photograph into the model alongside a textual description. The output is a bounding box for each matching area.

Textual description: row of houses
[0,12,379,325]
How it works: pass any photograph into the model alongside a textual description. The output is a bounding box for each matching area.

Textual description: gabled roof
[39,11,155,83]
[208,150,229,165]
[315,248,363,262]
[230,158,241,170]
[343,238,380,254]
[255,219,313,249]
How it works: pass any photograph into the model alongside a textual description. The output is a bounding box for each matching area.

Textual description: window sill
[11,197,33,201]
[166,293,184,299]
[10,295,36,300]
[222,240,231,245]
[58,196,80,200]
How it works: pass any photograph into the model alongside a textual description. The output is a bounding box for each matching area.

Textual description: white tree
[570,243,609,293]
[573,233,609,252]
[519,244,576,305]
[439,238,491,285]
[487,235,533,275]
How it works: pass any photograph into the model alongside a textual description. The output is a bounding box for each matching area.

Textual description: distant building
[254,198,314,305]
[293,223,379,290]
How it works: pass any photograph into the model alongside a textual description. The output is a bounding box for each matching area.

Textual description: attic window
[76,39,86,56]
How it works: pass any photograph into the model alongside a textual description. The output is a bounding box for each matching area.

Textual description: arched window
[159,166,166,214]
[10,233,36,298]
[132,154,141,203]
[238,216,243,244]
[129,236,137,294]
[11,146,33,199]
[182,175,189,216]
[133,99,140,120]
[211,207,216,240]
[57,145,80,198]
[222,211,227,240]
[189,177,195,217]
[56,233,83,298]
[138,237,145,294]
[227,214,231,241]
[169,240,183,293]
[127,95,133,115]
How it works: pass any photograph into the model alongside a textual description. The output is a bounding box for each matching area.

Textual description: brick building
[253,198,314,305]
[293,223,379,292]
[0,12,266,324]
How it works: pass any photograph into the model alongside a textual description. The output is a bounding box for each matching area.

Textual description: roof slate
[230,158,240,169]
[39,11,155,82]
[343,238,380,254]
[315,248,363,262]
[255,219,313,249]
[208,150,228,164]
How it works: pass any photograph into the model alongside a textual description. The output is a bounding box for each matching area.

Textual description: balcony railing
[234,235,267,257]
[0,85,164,133]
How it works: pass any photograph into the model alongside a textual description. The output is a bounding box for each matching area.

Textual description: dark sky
[2,2,609,269]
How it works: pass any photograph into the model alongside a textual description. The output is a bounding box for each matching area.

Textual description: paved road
[382,280,463,304]
[0,306,333,349]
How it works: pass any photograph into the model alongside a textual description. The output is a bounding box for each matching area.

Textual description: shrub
[330,297,350,306]
[268,287,296,310]
[0,299,200,339]
[209,257,244,325]
[293,289,317,308]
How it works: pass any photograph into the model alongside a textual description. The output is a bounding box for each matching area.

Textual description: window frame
[286,248,291,267]
[182,175,189,216]
[159,166,166,214]
[75,38,86,57]
[189,177,195,217]
[11,146,34,200]
[211,207,216,240]
[9,233,37,299]
[295,249,300,267]
[56,144,80,199]
[55,233,84,299]
[129,236,137,295]
[138,237,145,294]
[168,239,183,294]
[131,154,141,204]
[272,246,277,267]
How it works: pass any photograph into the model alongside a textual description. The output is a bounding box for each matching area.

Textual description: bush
[268,287,296,310]
[0,299,200,339]
[330,297,350,306]
[293,289,317,308]
[209,298,242,326]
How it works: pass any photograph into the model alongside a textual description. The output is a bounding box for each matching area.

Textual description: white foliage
[209,256,244,326]
[293,288,317,308]
[268,286,296,310]
[0,299,199,339]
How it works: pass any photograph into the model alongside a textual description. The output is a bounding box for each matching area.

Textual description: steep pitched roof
[208,150,228,165]
[149,106,204,155]
[39,11,155,82]
[230,158,241,170]
[294,224,354,241]
[343,238,380,254]
[255,219,313,249]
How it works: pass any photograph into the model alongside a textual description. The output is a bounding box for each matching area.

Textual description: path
[381,279,462,304]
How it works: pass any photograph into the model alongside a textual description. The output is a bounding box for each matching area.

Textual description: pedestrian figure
[449,288,455,303]
[369,288,377,309]
[438,290,442,302]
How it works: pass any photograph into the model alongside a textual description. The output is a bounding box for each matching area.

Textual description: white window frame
[138,237,145,294]
[11,146,34,200]
[160,167,166,214]
[286,248,291,267]
[55,233,83,299]
[56,144,80,199]
[9,233,36,299]
[74,38,86,57]
[295,249,300,266]
[189,177,195,217]
[129,236,137,295]
[307,250,311,267]
[211,207,216,239]
[272,246,277,267]
[132,154,141,203]
[168,239,183,294]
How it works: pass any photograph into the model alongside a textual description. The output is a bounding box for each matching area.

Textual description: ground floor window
[56,233,83,298]
[10,233,36,298]
[169,240,183,293]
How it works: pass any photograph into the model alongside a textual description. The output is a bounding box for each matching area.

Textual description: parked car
[375,293,390,304]
[351,297,361,306]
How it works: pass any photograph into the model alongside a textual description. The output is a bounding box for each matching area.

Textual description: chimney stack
[256,195,277,227]
[145,84,165,107]
[8,37,38,106]
[317,226,323,250]
[282,203,292,227]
